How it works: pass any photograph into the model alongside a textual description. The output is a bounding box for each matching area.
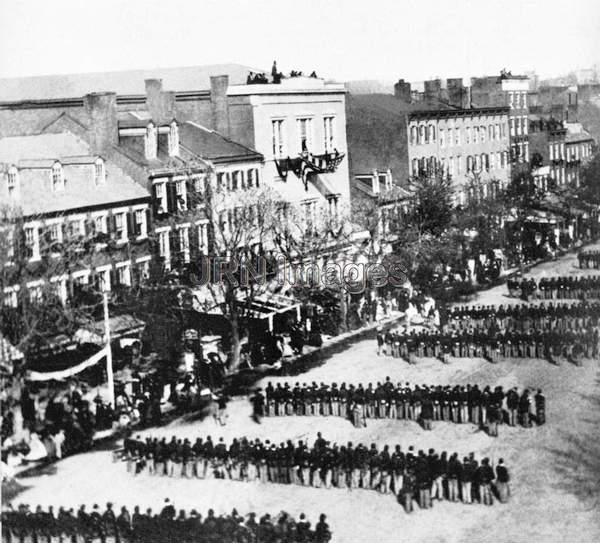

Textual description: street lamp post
[102,291,115,408]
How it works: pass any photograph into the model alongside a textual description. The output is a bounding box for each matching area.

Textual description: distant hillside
[345,93,452,184]
[345,80,395,95]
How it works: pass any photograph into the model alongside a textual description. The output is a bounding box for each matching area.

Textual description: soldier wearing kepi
[535,389,546,425]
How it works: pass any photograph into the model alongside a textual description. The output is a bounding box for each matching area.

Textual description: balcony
[275,150,345,186]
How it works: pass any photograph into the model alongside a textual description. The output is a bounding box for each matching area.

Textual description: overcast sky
[0,0,599,82]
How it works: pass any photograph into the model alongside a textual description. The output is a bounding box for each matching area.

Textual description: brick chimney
[145,79,175,123]
[84,92,118,155]
[394,79,412,103]
[210,75,230,137]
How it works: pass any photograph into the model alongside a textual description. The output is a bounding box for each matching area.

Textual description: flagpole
[103,291,115,408]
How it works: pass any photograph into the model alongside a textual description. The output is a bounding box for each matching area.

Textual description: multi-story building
[471,72,530,164]
[0,65,351,256]
[407,107,511,204]
[564,122,594,186]
[0,131,152,306]
[528,116,567,187]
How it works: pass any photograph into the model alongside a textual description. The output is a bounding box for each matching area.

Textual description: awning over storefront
[74,314,146,345]
[27,345,109,382]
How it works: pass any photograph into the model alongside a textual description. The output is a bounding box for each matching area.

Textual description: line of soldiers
[121,435,510,512]
[445,302,600,332]
[507,275,600,300]
[1,503,331,543]
[578,250,600,269]
[257,380,544,432]
[377,327,595,365]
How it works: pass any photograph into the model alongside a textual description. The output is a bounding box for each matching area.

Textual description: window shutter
[166,182,177,214]
[186,179,195,210]
[127,211,135,239]
[152,185,161,216]
[145,209,151,236]
[170,230,179,266]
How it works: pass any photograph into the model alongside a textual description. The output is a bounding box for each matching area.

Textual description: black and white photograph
[1,0,599,541]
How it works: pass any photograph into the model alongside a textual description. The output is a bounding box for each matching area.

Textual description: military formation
[121,435,511,512]
[1,503,331,543]
[254,380,544,432]
[578,250,600,268]
[377,326,595,365]
[508,275,600,300]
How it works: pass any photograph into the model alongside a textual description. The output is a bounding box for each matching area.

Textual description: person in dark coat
[495,458,510,503]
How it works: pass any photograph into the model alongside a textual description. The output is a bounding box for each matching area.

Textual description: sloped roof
[0,132,149,216]
[0,63,264,102]
[179,122,263,164]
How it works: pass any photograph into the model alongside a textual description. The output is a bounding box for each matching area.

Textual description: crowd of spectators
[508,275,600,300]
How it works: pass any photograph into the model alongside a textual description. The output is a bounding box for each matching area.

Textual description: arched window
[51,162,64,192]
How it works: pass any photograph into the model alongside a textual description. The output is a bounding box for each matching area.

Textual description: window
[154,181,167,213]
[25,225,40,260]
[297,118,313,152]
[495,124,500,140]
[489,153,495,170]
[178,226,190,263]
[323,116,335,152]
[7,167,18,197]
[94,159,105,185]
[473,126,479,144]
[522,117,528,135]
[48,222,62,243]
[272,119,285,158]
[439,129,445,148]
[68,217,84,238]
[94,214,107,234]
[428,124,435,143]
[466,127,471,144]
[516,116,522,136]
[175,179,187,210]
[410,126,418,145]
[231,171,240,191]
[456,156,462,175]
[28,281,43,304]
[419,125,426,144]
[467,156,473,173]
[134,209,147,238]
[197,221,209,252]
[96,267,111,292]
[157,229,171,269]
[247,168,259,188]
[455,128,460,146]
[51,163,64,192]
[50,276,67,305]
[509,92,514,109]
[522,92,527,109]
[480,126,486,143]
[448,156,454,176]
[411,158,419,175]
[116,263,131,287]
[509,118,515,137]
[114,212,127,242]
[136,257,151,283]
[3,286,19,308]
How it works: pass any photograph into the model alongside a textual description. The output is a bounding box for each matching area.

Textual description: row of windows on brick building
[272,116,336,158]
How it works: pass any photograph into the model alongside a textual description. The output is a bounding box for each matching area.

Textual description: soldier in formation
[1,503,331,543]
[121,434,510,511]
[255,380,543,434]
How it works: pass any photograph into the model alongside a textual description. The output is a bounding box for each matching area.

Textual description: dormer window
[145,122,157,160]
[94,158,106,185]
[51,162,65,192]
[168,121,180,157]
[7,166,18,198]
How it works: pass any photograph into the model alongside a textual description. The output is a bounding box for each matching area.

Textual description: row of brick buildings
[0,66,351,311]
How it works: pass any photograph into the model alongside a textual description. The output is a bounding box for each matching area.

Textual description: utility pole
[103,291,115,408]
